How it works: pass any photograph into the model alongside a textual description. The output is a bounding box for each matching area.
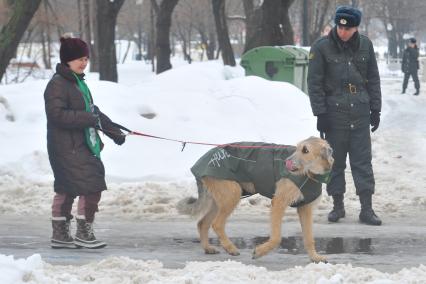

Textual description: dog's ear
[321,146,334,166]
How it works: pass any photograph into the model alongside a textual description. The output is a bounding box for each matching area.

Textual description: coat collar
[55,63,85,82]
[329,26,360,53]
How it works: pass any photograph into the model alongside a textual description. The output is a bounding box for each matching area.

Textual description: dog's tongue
[285,160,295,171]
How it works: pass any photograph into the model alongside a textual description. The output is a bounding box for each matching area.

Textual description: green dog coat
[191,142,329,207]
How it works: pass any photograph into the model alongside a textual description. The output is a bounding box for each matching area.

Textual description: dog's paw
[310,254,327,263]
[223,245,240,256]
[252,248,264,259]
[204,247,220,254]
[252,250,259,259]
[252,244,270,259]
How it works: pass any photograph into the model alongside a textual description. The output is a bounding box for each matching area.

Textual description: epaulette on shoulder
[312,35,329,48]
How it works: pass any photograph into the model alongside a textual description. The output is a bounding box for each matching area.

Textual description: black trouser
[325,127,375,196]
[403,71,420,91]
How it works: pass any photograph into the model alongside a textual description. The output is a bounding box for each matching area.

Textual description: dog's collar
[308,171,331,184]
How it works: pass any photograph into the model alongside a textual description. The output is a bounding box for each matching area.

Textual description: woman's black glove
[316,114,329,132]
[112,133,126,145]
[370,110,380,132]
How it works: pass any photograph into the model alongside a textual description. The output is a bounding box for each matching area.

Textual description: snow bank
[2,253,426,284]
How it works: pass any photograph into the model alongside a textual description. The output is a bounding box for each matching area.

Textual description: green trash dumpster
[240,46,309,93]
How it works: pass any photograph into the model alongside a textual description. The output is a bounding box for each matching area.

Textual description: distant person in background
[307,6,382,226]
[44,35,126,249]
[402,37,420,95]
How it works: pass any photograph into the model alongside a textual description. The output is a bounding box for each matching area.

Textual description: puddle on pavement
[172,237,426,255]
[173,237,376,254]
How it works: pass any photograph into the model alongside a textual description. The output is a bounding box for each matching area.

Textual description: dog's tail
[176,178,214,218]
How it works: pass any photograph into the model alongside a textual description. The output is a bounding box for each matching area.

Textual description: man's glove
[316,114,329,132]
[370,110,380,132]
[113,133,126,145]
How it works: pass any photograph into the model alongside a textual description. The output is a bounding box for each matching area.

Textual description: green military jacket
[307,27,381,130]
[191,143,326,207]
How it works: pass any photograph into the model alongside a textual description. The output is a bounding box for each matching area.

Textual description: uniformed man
[402,37,420,95]
[307,6,382,225]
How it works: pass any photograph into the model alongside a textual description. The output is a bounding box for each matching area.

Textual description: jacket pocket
[326,95,349,113]
[353,52,369,80]
[351,93,370,116]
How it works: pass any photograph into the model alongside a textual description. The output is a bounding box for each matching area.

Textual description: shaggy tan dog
[177,137,334,263]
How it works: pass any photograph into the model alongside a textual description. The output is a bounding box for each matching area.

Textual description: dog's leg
[297,204,327,263]
[253,179,301,259]
[197,202,219,254]
[204,177,241,256]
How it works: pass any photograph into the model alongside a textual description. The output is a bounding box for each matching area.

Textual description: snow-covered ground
[1,57,426,283]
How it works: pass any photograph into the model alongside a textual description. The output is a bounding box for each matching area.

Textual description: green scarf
[73,73,102,159]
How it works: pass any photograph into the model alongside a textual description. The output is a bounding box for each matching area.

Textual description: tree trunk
[149,2,155,72]
[206,29,216,60]
[43,0,52,69]
[151,0,179,74]
[242,0,259,53]
[335,0,351,6]
[90,0,99,72]
[302,0,309,46]
[280,0,295,45]
[212,0,235,66]
[96,0,125,82]
[77,0,83,37]
[0,0,42,83]
[83,0,92,54]
[136,2,143,59]
[40,27,48,69]
[244,0,294,52]
[309,0,331,44]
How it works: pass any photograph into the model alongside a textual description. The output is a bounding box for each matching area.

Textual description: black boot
[359,192,382,226]
[401,89,406,94]
[51,217,75,248]
[414,89,420,96]
[328,194,345,222]
[74,217,107,249]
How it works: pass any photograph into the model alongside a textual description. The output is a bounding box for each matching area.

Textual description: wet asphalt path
[1,215,426,272]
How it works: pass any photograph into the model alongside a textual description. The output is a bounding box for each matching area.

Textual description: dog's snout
[285,159,298,172]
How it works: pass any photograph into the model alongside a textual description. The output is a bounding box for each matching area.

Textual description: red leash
[130,130,291,151]
[106,122,291,151]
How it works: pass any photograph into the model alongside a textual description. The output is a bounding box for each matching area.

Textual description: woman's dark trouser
[325,127,375,196]
[52,191,102,223]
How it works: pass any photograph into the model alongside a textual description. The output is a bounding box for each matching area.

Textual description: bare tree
[305,0,334,45]
[90,0,99,72]
[0,0,42,82]
[172,0,218,62]
[335,0,352,6]
[82,0,97,72]
[243,0,295,53]
[172,0,195,63]
[212,0,235,66]
[370,0,413,58]
[77,0,83,36]
[41,0,52,69]
[151,0,180,74]
[96,0,125,82]
[242,0,260,52]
